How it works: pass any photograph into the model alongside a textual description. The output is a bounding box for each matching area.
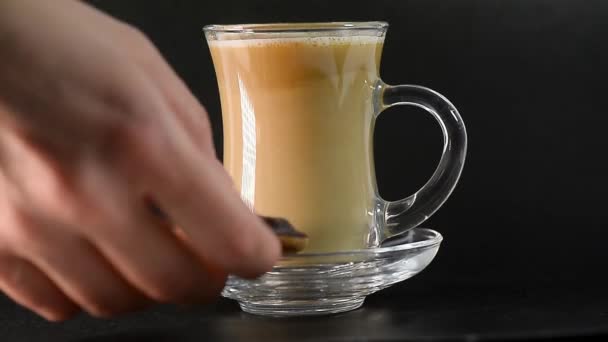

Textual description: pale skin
[0,0,281,321]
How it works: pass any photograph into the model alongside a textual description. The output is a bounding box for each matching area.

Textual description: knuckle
[0,207,39,247]
[31,163,79,218]
[99,118,160,175]
[94,119,157,179]
[117,23,161,63]
[97,82,141,122]
[1,138,80,223]
[95,119,135,159]
[94,66,155,129]
[37,170,70,205]
[124,25,154,49]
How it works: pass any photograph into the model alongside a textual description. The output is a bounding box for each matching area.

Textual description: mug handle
[373,82,467,244]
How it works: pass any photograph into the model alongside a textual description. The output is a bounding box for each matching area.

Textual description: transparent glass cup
[204,22,467,315]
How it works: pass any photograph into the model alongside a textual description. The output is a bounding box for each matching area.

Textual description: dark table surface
[2,231,607,342]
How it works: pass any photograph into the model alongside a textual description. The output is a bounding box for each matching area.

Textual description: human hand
[0,0,280,321]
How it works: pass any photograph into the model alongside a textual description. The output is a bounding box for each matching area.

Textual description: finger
[8,215,149,318]
[0,253,78,321]
[80,173,226,304]
[91,209,226,304]
[140,139,281,278]
[172,226,228,285]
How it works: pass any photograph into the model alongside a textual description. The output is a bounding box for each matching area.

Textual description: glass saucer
[222,227,442,317]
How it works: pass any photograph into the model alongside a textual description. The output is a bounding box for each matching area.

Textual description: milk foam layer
[208,35,384,48]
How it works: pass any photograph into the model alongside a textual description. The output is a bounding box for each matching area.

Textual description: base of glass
[239,297,365,317]
[222,228,442,317]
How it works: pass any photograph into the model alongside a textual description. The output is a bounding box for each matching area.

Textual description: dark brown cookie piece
[261,216,309,253]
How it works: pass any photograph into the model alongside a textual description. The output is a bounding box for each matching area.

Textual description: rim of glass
[279,228,442,260]
[204,21,388,34]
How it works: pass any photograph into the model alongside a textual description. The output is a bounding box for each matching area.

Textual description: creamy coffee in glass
[205,23,466,253]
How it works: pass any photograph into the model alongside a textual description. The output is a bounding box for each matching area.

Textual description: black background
[3,0,608,340]
[84,0,608,288]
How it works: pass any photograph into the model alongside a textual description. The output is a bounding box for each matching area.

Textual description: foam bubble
[208,35,384,48]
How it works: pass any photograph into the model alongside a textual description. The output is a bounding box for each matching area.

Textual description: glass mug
[204,22,467,254]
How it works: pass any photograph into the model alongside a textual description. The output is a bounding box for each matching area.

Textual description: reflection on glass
[238,76,256,210]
